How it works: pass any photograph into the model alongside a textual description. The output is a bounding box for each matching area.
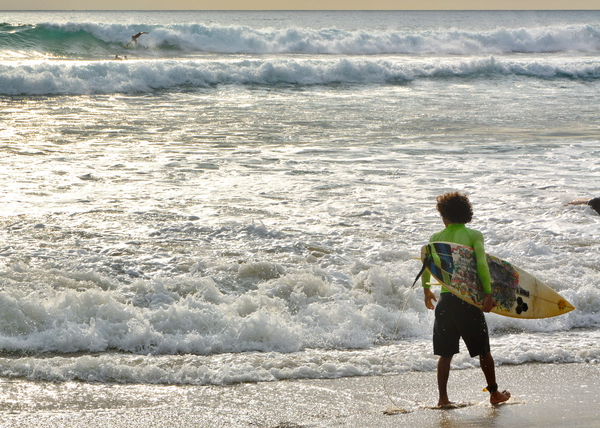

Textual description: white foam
[0,329,597,385]
[0,251,596,358]
[2,56,599,95]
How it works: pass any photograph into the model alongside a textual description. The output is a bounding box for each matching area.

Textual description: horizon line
[4,8,600,11]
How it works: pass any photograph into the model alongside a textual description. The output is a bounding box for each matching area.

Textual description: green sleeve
[421,266,431,289]
[421,233,436,289]
[472,232,492,294]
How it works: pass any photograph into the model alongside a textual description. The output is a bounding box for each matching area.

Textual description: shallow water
[1,363,598,427]
[0,10,599,386]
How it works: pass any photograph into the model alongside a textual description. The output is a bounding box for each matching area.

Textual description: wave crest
[2,57,599,95]
[2,22,600,57]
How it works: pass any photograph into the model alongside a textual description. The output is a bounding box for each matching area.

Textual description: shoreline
[1,362,598,427]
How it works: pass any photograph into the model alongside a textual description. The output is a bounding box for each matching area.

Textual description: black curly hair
[436,192,473,224]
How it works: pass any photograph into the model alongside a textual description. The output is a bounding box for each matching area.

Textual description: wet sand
[1,362,598,427]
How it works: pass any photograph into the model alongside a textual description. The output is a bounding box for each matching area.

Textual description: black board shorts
[433,293,491,358]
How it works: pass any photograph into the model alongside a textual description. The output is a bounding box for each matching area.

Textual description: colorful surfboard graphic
[421,242,575,319]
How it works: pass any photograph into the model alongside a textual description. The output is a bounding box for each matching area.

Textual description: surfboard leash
[380,255,430,414]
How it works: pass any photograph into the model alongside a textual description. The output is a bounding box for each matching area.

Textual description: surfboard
[421,242,575,319]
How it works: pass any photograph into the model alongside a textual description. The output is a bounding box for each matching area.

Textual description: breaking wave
[1,56,599,95]
[1,21,600,57]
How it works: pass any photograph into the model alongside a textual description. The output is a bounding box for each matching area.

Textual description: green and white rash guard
[421,223,492,294]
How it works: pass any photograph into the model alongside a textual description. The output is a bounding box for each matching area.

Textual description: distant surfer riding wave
[125,32,148,48]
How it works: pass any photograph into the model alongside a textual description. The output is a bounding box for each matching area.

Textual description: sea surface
[0,10,599,393]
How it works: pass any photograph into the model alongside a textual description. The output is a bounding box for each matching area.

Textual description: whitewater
[0,10,599,391]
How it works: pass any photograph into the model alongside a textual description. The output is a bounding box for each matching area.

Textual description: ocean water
[0,10,599,390]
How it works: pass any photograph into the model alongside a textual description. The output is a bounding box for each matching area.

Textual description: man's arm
[472,232,495,312]
[422,268,437,310]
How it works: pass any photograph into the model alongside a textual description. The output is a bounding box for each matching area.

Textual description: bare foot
[490,389,511,405]
[437,399,453,408]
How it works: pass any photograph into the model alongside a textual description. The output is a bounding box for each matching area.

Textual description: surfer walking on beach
[421,192,511,407]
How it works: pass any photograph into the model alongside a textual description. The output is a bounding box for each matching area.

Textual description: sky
[1,0,599,11]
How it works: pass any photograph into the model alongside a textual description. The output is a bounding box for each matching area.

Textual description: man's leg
[437,355,453,406]
[479,352,511,404]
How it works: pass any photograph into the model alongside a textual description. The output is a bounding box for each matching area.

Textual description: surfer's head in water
[588,197,600,215]
[567,197,600,215]
[435,191,473,224]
